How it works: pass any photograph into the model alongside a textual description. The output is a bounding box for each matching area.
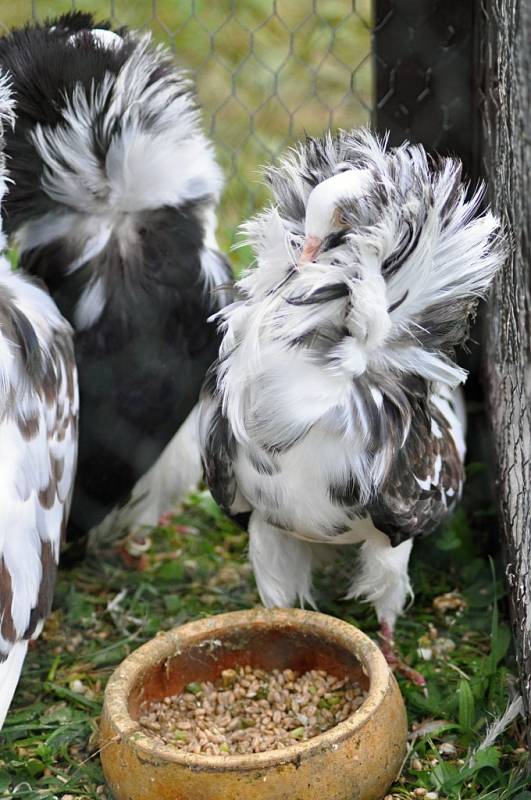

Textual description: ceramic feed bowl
[100,607,407,800]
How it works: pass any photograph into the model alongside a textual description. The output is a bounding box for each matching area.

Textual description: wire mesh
[373,0,478,179]
[2,2,373,264]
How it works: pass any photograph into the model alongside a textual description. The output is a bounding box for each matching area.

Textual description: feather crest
[206,129,505,497]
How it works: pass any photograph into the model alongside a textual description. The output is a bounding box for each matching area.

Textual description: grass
[0,491,528,799]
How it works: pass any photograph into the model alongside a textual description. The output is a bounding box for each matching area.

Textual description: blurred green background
[0,1,372,268]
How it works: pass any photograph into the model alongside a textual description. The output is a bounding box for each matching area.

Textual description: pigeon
[199,129,505,684]
[0,14,231,556]
[0,73,78,727]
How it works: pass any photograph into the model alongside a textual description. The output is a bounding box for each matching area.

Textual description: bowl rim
[102,607,396,773]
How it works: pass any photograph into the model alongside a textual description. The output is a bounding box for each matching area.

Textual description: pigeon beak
[298,235,322,267]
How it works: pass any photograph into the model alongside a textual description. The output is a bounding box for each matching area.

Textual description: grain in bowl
[139,665,367,755]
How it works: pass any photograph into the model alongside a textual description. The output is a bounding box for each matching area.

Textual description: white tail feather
[470,695,524,763]
[0,640,28,729]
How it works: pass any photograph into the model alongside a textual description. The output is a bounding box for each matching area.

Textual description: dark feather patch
[388,290,409,314]
[369,399,463,547]
[52,456,65,483]
[381,219,423,279]
[24,541,58,639]
[38,482,56,510]
[16,414,40,441]
[247,447,278,476]
[284,282,349,306]
[328,474,360,506]
[43,12,113,35]
[5,304,43,379]
[0,559,15,644]
[202,401,239,517]
[268,267,297,296]
[322,230,348,252]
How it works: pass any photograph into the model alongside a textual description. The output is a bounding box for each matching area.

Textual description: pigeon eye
[336,211,350,227]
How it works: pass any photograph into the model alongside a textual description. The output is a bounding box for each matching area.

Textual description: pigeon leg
[116,532,151,571]
[248,512,316,609]
[379,620,426,687]
[346,531,426,686]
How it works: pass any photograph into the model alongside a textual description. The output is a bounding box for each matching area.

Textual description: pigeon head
[235,130,504,390]
[299,168,372,266]
[67,27,123,50]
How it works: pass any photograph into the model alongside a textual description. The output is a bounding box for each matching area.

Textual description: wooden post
[480,0,531,737]
[374,0,531,735]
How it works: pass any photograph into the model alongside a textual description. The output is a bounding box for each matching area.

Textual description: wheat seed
[139,666,366,755]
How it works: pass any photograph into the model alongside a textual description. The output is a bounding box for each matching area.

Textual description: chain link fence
[374,0,478,179]
[2,1,372,265]
[3,2,481,262]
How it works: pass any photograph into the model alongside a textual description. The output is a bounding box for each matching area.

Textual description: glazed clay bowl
[100,608,407,800]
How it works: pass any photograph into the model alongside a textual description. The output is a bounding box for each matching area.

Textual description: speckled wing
[0,319,78,662]
[198,368,251,529]
[368,393,464,547]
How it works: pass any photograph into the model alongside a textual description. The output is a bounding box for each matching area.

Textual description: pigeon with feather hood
[0,74,78,727]
[199,129,505,684]
[0,13,231,555]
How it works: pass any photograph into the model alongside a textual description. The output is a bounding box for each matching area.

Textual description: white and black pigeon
[0,74,78,727]
[199,129,505,685]
[0,14,231,557]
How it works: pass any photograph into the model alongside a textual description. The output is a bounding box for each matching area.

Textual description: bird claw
[115,532,152,571]
[378,622,427,689]
[393,660,428,690]
[124,534,152,556]
[116,547,149,572]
